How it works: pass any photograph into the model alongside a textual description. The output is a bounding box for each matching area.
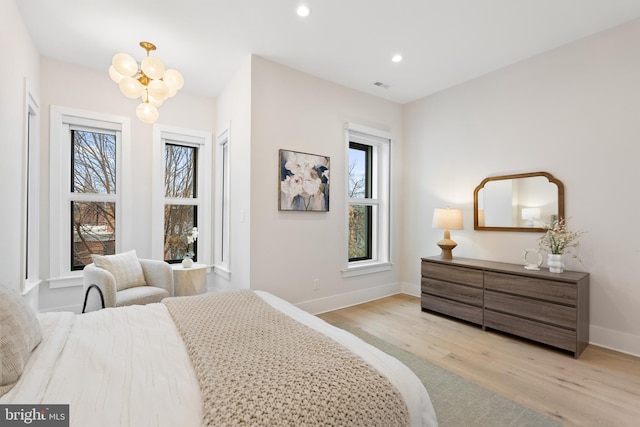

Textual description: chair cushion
[115,286,170,307]
[0,284,42,397]
[92,250,147,291]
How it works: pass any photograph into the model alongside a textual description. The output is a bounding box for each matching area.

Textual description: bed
[1,286,437,426]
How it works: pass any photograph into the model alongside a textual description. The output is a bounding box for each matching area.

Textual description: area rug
[334,324,562,427]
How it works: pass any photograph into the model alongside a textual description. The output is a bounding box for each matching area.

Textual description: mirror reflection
[474,172,564,232]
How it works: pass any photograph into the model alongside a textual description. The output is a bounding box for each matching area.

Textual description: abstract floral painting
[279,149,330,211]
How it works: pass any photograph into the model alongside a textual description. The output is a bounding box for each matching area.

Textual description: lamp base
[437,239,457,260]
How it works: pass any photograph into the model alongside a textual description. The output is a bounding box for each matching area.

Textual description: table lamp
[521,207,541,227]
[432,207,463,260]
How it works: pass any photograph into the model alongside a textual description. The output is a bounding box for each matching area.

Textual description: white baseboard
[400,281,421,297]
[296,282,402,315]
[590,325,640,358]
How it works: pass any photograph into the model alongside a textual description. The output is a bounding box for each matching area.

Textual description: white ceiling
[17,0,640,104]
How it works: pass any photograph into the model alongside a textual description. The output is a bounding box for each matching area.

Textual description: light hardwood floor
[317,294,640,427]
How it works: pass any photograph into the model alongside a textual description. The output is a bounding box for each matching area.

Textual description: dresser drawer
[484,271,577,305]
[485,290,576,329]
[485,310,576,352]
[421,278,483,306]
[421,262,483,288]
[421,294,483,325]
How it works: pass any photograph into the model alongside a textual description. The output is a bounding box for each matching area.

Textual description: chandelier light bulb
[163,69,184,95]
[119,77,143,98]
[136,102,159,124]
[145,93,164,107]
[148,79,170,101]
[112,53,138,77]
[141,56,165,80]
[108,65,125,84]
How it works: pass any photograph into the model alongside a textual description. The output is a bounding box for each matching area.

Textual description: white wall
[38,58,216,311]
[213,56,253,291]
[402,19,640,356]
[249,57,405,313]
[0,0,40,308]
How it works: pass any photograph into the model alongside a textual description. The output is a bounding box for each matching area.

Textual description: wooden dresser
[421,256,590,358]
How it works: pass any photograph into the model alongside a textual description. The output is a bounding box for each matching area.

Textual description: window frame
[347,142,373,262]
[343,123,392,277]
[21,83,40,295]
[49,106,131,288]
[152,125,212,266]
[163,142,199,263]
[214,125,231,279]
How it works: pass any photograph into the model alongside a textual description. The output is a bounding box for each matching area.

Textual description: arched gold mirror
[473,172,564,232]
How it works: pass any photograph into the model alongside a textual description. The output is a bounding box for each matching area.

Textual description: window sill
[213,265,231,280]
[341,261,392,278]
[47,275,83,289]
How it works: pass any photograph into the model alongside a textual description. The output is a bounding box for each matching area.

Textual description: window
[344,124,391,276]
[71,130,117,269]
[164,143,198,262]
[49,107,131,287]
[214,127,231,278]
[152,126,211,265]
[348,142,373,261]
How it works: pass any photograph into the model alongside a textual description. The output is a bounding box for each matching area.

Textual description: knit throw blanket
[163,291,410,426]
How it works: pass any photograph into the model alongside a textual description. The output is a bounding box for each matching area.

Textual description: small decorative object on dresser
[521,248,543,270]
[538,218,584,273]
[421,256,590,358]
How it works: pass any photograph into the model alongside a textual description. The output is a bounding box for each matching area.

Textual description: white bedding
[1,291,437,427]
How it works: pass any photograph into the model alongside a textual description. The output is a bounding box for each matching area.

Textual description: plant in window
[184,226,198,259]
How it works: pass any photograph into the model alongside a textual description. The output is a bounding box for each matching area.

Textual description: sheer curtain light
[109,41,184,124]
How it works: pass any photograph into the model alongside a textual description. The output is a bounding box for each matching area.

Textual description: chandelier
[108,41,184,124]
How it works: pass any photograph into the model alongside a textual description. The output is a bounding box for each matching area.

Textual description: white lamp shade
[118,77,143,98]
[136,102,159,124]
[112,53,138,77]
[432,208,463,230]
[141,56,165,80]
[521,207,541,220]
[108,65,125,84]
[147,79,170,101]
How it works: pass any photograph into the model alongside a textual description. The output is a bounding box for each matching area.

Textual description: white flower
[186,227,198,244]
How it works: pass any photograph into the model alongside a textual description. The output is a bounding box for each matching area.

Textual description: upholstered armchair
[82,250,174,313]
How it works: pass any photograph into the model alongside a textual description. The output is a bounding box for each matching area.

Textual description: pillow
[91,250,147,291]
[0,283,42,397]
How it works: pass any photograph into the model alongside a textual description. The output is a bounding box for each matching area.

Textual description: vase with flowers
[181,226,198,268]
[538,218,584,273]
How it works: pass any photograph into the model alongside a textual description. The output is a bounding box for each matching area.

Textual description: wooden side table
[171,263,208,296]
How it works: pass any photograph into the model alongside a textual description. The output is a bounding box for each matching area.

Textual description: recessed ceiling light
[392,54,403,63]
[296,5,311,17]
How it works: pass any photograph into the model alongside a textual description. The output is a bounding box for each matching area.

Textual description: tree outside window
[71,130,116,269]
